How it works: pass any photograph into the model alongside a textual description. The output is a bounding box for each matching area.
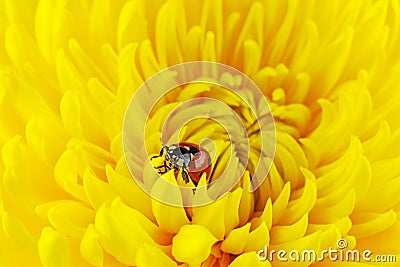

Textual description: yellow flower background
[1,0,400,266]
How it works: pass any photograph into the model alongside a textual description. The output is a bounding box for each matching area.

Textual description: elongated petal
[244,222,269,252]
[95,198,170,265]
[38,227,72,267]
[221,223,251,254]
[136,244,179,267]
[151,171,190,234]
[229,252,271,267]
[192,192,228,240]
[80,224,104,267]
[172,225,218,266]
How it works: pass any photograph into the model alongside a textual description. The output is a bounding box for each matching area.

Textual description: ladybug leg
[181,169,190,184]
[155,160,169,169]
[154,165,165,169]
[150,145,167,160]
[155,167,166,174]
[165,167,173,173]
[154,161,171,174]
[155,168,164,174]
[172,164,185,179]
[165,161,171,170]
[173,164,179,173]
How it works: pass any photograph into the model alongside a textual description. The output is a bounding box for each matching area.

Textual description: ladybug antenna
[150,144,167,160]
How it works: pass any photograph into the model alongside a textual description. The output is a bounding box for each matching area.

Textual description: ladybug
[150,142,212,186]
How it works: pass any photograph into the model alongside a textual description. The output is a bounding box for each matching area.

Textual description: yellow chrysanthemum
[1,0,400,266]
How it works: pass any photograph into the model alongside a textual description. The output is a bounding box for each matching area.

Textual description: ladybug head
[164,145,177,163]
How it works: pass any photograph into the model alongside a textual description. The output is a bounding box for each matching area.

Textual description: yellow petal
[2,212,36,251]
[83,168,119,210]
[25,115,68,166]
[112,198,171,245]
[154,2,183,67]
[95,198,170,265]
[172,224,218,266]
[308,216,352,249]
[238,171,255,225]
[315,137,371,207]
[106,165,155,222]
[47,200,94,238]
[68,39,114,91]
[358,174,400,213]
[244,222,269,253]
[88,0,124,49]
[202,86,244,107]
[38,227,72,267]
[274,137,304,188]
[0,188,3,214]
[270,231,322,267]
[109,133,123,162]
[2,165,43,226]
[272,182,291,225]
[356,220,400,255]
[233,2,264,65]
[200,24,217,60]
[310,189,355,224]
[35,0,74,64]
[59,91,84,136]
[192,192,228,240]
[318,224,345,251]
[312,97,353,164]
[299,137,321,170]
[5,23,43,68]
[229,252,271,267]
[221,223,251,255]
[4,0,37,28]
[80,224,104,267]
[176,83,212,102]
[182,26,203,61]
[56,48,86,94]
[265,163,285,202]
[117,0,148,50]
[187,173,213,206]
[243,39,261,76]
[136,243,179,267]
[251,198,272,231]
[87,78,116,112]
[309,27,353,98]
[0,212,41,266]
[224,188,242,234]
[139,39,162,79]
[362,120,391,162]
[199,0,223,57]
[350,210,397,238]
[279,170,317,225]
[117,43,144,95]
[54,149,88,201]
[270,213,308,244]
[151,171,190,234]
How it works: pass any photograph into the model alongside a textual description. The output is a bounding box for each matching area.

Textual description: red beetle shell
[177,142,212,184]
